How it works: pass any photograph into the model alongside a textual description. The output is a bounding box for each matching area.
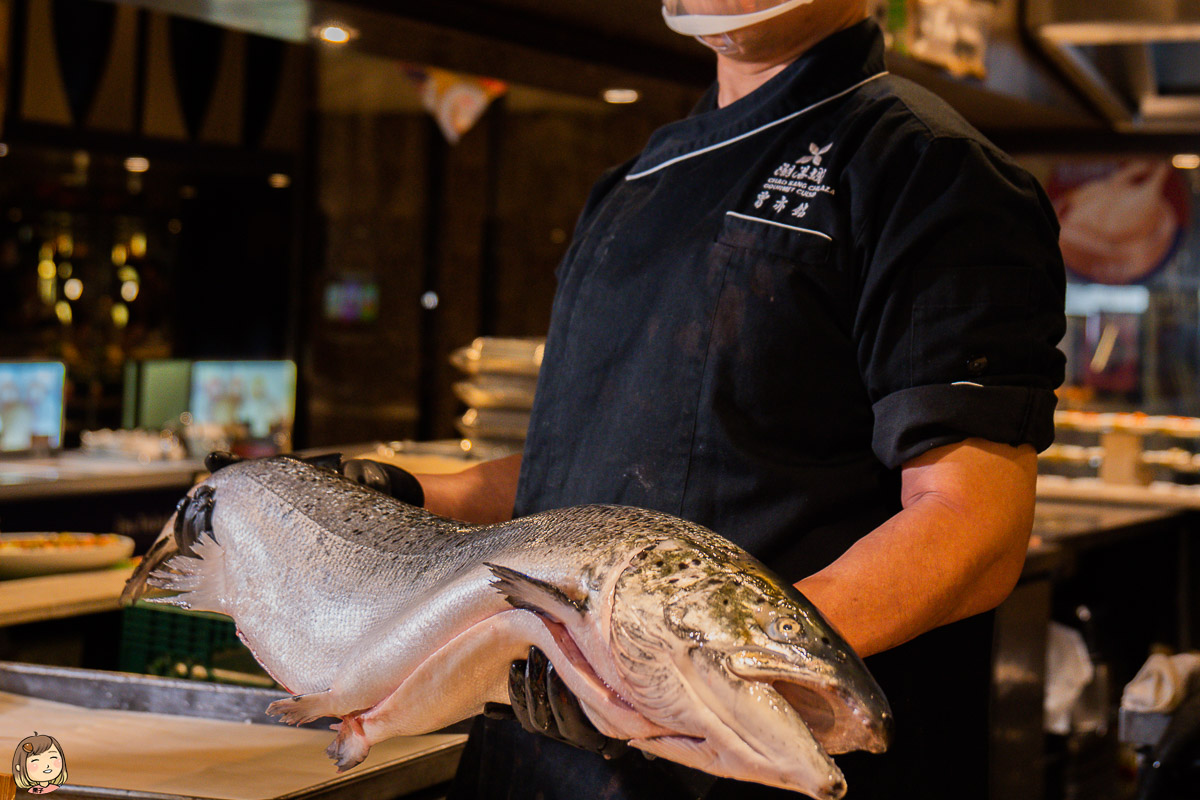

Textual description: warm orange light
[603,88,641,104]
[112,302,129,328]
[314,23,356,44]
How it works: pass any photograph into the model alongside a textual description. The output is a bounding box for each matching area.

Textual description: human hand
[485,646,629,758]
[204,451,425,507]
[340,458,425,507]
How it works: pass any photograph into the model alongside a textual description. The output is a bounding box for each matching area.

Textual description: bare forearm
[797,440,1036,658]
[419,453,523,524]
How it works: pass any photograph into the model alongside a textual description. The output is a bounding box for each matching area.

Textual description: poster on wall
[1047,159,1192,285]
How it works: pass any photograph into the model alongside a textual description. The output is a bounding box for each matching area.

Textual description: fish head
[608,537,892,798]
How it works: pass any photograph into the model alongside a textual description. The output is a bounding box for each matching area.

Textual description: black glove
[204,451,425,507]
[485,646,629,759]
[341,458,425,507]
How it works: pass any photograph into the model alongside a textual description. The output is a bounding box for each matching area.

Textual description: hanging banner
[401,64,507,144]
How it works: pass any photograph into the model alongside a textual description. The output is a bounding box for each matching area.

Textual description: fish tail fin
[144,536,228,614]
[120,519,180,606]
[485,563,587,623]
[267,689,337,725]
[326,714,371,772]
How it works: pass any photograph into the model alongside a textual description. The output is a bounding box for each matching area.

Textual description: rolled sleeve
[872,384,1059,469]
[852,134,1067,468]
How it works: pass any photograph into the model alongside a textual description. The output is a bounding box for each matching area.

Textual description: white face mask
[662,0,818,37]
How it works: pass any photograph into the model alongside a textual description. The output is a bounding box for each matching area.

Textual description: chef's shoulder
[841,74,1053,229]
[838,75,1066,468]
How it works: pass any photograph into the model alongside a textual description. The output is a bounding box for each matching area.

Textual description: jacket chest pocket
[712,211,851,336]
[716,211,834,265]
[699,212,867,467]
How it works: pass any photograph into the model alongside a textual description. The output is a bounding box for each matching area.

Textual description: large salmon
[122,457,890,799]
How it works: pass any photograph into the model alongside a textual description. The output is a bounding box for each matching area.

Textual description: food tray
[448,337,544,377]
[455,408,531,441]
[0,661,467,800]
[0,533,134,579]
[452,378,537,410]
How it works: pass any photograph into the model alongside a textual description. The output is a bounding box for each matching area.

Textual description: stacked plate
[450,337,543,457]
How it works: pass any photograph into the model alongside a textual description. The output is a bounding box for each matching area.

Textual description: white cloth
[1045,622,1095,735]
[1121,652,1200,713]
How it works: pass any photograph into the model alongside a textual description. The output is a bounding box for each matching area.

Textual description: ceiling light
[268,173,291,188]
[603,88,641,105]
[314,23,356,44]
[124,156,150,173]
[1172,154,1200,170]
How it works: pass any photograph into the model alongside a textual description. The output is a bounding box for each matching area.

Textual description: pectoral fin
[485,563,587,623]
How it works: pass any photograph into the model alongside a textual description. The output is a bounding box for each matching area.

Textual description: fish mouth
[771,678,890,755]
[728,649,892,756]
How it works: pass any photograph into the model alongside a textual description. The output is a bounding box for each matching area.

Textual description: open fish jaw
[604,537,891,796]
[122,458,889,798]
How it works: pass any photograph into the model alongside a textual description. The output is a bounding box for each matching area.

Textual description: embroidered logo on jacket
[752,142,837,219]
[799,142,832,166]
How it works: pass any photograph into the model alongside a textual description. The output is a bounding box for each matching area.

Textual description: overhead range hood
[1027,0,1200,132]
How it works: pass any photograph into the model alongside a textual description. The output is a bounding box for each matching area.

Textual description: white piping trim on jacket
[625,71,889,181]
[725,211,833,241]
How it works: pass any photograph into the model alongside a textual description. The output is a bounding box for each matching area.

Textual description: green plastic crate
[119,603,269,684]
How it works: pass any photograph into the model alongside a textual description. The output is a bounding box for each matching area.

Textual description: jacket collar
[628,18,888,181]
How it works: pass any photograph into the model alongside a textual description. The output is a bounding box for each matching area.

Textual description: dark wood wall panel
[305,113,430,446]
[489,108,663,338]
[305,97,678,446]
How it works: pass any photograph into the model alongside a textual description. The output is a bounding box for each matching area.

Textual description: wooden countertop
[1038,474,1200,510]
[0,453,204,501]
[0,688,465,800]
[1023,499,1186,580]
[0,564,136,627]
[0,443,475,504]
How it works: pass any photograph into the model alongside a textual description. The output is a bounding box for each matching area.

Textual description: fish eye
[767,617,801,641]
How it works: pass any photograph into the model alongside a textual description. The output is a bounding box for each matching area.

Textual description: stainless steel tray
[0,662,467,800]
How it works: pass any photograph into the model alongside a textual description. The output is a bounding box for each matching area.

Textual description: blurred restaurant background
[0,1,1199,798]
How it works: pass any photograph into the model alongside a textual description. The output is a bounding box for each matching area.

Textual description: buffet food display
[1040,411,1200,502]
[0,533,134,578]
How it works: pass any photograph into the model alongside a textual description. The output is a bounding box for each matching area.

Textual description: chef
[402,0,1066,797]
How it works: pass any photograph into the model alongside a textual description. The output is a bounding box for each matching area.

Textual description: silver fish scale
[195,459,754,695]
[236,458,745,576]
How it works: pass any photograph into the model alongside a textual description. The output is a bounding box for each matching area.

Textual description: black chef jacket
[450,18,1065,800]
